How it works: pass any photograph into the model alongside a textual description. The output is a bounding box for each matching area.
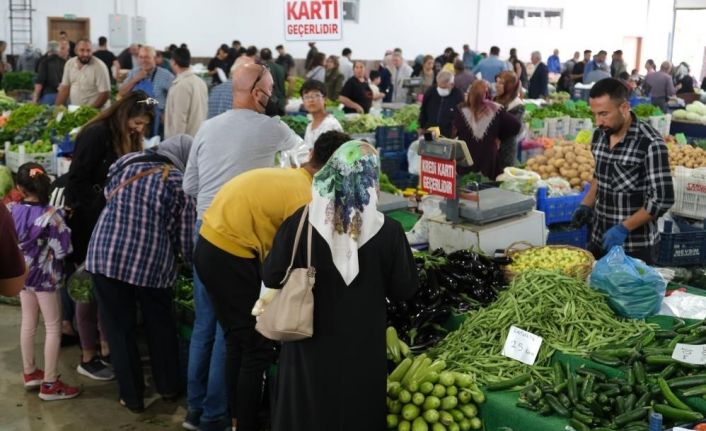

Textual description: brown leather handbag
[256,206,315,342]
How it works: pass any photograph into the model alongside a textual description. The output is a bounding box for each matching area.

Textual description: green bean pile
[429,270,657,386]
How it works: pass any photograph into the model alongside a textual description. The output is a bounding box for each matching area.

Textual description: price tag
[502,326,543,366]
[672,343,706,365]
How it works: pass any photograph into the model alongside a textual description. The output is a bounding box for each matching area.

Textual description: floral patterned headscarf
[310,141,385,285]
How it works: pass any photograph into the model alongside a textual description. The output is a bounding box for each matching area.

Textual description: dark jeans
[92,273,180,410]
[588,241,659,266]
[194,236,277,431]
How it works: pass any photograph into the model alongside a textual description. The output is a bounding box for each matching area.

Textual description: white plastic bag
[407,139,421,175]
[405,195,443,245]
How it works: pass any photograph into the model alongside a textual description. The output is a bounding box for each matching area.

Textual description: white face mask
[437,87,451,97]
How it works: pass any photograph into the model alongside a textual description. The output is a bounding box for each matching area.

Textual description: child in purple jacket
[8,163,80,400]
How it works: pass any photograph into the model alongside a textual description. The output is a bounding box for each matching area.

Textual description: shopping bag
[589,246,666,319]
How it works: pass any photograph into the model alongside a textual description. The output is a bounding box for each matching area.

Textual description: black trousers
[92,273,180,410]
[194,236,277,431]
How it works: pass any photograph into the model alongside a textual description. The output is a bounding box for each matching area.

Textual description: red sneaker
[23,369,44,389]
[39,379,81,401]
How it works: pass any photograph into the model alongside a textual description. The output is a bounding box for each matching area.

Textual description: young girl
[8,163,80,400]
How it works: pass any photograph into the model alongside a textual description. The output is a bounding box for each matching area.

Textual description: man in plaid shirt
[572,78,674,264]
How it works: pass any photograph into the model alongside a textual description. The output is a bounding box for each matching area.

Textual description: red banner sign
[420,156,456,199]
[284,0,343,41]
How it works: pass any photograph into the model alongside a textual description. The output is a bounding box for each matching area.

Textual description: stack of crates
[375,126,418,189]
[536,183,591,248]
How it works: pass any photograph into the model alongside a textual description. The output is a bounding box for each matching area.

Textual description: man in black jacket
[417,70,464,138]
[528,51,549,99]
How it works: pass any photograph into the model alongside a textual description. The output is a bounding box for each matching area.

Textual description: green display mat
[386,209,421,233]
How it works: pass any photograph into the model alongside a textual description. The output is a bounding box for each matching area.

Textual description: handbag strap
[106,165,171,202]
[280,205,310,285]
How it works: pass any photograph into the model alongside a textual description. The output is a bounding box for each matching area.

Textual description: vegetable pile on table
[525,102,593,122]
[391,104,421,133]
[280,115,308,137]
[669,144,706,169]
[633,104,662,120]
[518,317,706,430]
[47,106,99,137]
[341,114,398,134]
[387,351,485,431]
[429,270,655,385]
[387,249,506,352]
[525,142,595,187]
[505,245,593,279]
[673,102,706,124]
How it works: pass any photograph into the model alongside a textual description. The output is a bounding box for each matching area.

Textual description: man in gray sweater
[180,63,302,431]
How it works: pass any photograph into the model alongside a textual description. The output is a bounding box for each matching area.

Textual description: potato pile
[525,142,595,188]
[669,145,706,170]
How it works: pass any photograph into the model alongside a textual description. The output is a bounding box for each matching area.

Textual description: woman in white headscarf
[263,141,417,431]
[85,134,196,413]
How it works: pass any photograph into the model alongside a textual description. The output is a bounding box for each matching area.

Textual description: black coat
[418,86,465,138]
[528,62,549,99]
[263,210,418,431]
[65,123,118,263]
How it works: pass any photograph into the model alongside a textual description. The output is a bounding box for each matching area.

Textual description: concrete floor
[0,304,190,431]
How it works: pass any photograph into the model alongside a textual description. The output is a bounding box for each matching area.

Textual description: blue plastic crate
[375,126,406,152]
[536,183,590,226]
[629,96,652,108]
[380,150,407,177]
[658,218,706,266]
[546,225,588,249]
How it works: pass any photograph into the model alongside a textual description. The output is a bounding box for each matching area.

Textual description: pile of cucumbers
[517,318,706,430]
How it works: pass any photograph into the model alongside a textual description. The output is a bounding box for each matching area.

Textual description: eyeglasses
[137,97,159,106]
[302,93,323,101]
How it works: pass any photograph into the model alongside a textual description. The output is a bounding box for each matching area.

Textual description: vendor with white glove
[571,78,674,264]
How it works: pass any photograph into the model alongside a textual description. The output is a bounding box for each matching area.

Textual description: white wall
[0,0,679,69]
[475,0,673,72]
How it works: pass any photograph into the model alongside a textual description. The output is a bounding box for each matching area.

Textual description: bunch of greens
[280,115,308,137]
[2,72,36,92]
[341,114,398,134]
[4,104,46,132]
[392,105,421,132]
[47,106,99,137]
[634,104,662,119]
[13,108,54,144]
[0,90,18,111]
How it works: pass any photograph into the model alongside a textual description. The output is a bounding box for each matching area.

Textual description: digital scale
[402,77,423,104]
[418,137,535,225]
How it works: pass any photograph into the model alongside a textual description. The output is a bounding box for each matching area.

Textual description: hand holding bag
[255,206,315,341]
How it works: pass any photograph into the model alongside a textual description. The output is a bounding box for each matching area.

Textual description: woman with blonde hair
[452,80,521,179]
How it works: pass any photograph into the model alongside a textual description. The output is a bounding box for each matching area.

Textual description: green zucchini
[485,373,531,391]
[658,377,691,410]
[612,407,648,426]
[681,384,706,397]
[544,393,570,417]
[667,374,706,389]
[652,403,704,421]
